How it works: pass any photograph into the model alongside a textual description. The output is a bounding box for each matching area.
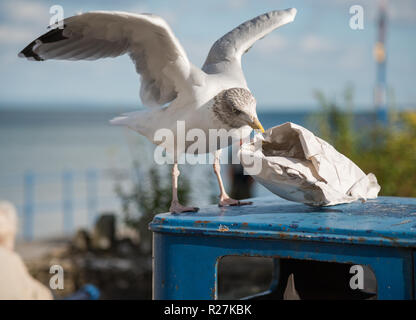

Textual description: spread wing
[202,8,297,77]
[19,11,200,107]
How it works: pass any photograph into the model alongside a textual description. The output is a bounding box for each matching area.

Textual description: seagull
[19,8,297,213]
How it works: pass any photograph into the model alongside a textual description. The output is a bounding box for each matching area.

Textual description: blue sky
[0,0,415,111]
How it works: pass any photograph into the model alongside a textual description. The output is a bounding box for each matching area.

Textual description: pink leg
[213,150,253,207]
[169,163,199,213]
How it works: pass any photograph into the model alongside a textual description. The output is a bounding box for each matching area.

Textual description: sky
[0,0,415,111]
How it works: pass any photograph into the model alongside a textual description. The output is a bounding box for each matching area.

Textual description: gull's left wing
[19,11,203,107]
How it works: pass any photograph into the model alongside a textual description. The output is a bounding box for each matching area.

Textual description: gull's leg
[213,149,253,207]
[169,163,199,213]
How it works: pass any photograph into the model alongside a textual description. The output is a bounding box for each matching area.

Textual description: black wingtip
[19,41,44,61]
[18,26,68,61]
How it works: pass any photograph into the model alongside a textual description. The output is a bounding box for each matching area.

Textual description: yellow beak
[249,118,265,133]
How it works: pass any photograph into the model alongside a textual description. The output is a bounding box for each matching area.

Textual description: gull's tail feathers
[109,110,148,131]
[109,116,129,126]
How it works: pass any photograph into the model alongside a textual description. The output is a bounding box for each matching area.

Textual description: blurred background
[0,0,415,299]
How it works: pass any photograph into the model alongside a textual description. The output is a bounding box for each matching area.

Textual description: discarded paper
[239,122,381,206]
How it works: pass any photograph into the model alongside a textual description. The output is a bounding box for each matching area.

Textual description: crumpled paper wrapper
[239,122,381,206]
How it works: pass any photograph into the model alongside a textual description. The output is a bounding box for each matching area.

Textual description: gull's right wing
[202,8,297,78]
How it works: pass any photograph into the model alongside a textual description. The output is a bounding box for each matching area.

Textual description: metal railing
[1,168,130,241]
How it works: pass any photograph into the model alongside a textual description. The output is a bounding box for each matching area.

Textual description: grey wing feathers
[202,8,297,74]
[18,11,193,107]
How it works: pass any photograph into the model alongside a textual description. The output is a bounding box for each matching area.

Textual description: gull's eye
[232,107,242,115]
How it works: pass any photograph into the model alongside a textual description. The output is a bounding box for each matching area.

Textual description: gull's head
[213,87,264,133]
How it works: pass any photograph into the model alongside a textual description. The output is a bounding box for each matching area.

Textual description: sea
[0,108,358,240]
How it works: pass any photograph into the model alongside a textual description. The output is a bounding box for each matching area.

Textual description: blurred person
[0,201,53,300]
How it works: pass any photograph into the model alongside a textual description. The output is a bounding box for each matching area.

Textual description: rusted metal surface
[149,196,416,248]
[151,196,416,300]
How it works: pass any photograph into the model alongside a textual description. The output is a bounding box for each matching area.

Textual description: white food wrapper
[238,122,381,206]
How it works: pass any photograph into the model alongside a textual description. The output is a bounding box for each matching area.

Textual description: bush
[115,161,191,252]
[311,87,416,197]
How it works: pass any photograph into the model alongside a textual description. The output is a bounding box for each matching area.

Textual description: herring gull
[19,8,297,213]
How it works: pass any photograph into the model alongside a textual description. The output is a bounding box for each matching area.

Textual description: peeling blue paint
[149,196,416,248]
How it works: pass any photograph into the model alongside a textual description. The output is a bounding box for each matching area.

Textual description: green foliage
[115,161,191,252]
[311,86,356,157]
[311,87,416,197]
